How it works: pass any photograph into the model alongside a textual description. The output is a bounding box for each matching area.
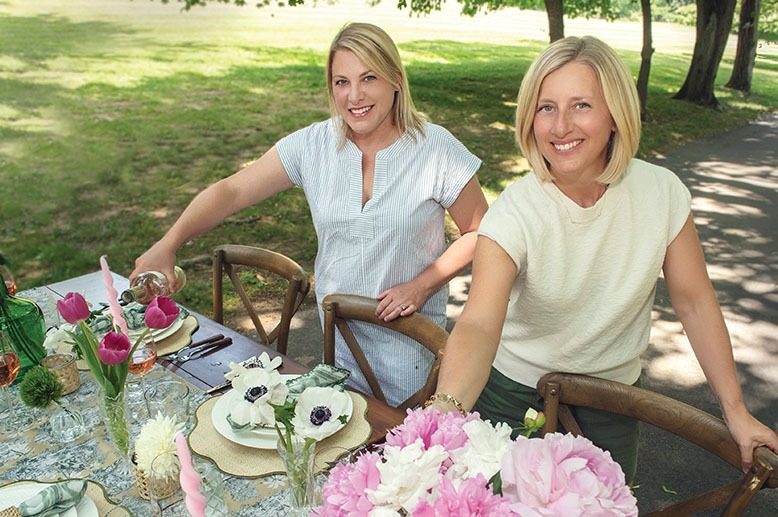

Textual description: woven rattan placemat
[155,314,198,356]
[189,391,372,478]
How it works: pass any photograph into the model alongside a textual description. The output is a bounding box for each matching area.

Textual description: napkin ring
[0,507,22,517]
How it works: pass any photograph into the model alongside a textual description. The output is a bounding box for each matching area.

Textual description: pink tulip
[98,331,132,365]
[144,296,180,329]
[57,292,91,324]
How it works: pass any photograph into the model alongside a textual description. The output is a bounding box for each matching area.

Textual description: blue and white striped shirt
[277,119,481,406]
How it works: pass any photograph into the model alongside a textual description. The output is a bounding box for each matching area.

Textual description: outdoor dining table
[1,271,406,515]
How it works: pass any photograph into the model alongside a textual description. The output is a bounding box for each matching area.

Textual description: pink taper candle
[99,255,129,336]
[174,432,207,516]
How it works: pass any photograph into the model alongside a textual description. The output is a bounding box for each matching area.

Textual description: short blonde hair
[326,22,426,147]
[515,36,641,184]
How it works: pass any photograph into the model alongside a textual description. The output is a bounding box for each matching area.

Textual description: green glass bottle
[0,279,46,383]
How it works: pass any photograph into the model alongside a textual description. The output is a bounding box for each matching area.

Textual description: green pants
[473,367,640,483]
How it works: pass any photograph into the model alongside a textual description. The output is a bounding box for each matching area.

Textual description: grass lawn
[2,0,778,317]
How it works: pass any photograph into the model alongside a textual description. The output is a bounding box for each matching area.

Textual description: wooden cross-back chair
[537,372,778,516]
[321,294,449,411]
[212,244,310,355]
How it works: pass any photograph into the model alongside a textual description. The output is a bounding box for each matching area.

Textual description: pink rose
[144,296,180,329]
[501,433,637,516]
[98,331,131,365]
[56,292,91,324]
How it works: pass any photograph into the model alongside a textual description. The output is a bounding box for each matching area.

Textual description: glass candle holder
[41,353,80,394]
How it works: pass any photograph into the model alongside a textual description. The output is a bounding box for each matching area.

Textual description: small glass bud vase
[50,402,86,443]
[277,435,318,515]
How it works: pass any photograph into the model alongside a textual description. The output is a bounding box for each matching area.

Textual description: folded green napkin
[18,480,86,517]
[286,364,351,397]
[90,303,189,334]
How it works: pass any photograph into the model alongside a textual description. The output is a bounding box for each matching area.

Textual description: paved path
[286,113,778,514]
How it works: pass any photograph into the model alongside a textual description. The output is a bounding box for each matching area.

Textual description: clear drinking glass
[148,452,182,516]
[144,378,191,430]
[129,334,157,410]
[195,457,229,516]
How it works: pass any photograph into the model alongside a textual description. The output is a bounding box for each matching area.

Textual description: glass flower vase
[277,435,317,515]
[101,389,131,457]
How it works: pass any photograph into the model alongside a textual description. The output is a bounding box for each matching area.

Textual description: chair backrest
[212,244,310,355]
[321,293,449,411]
[537,372,778,516]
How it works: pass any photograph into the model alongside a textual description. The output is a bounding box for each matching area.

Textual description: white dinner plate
[211,376,353,449]
[0,481,98,517]
[127,315,184,341]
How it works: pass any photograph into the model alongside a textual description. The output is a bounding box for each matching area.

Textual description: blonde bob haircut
[515,36,641,185]
[326,22,426,147]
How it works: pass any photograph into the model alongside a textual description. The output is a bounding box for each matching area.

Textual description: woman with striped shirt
[132,22,488,406]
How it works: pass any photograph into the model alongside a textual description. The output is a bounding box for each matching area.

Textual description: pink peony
[57,292,91,324]
[98,331,132,365]
[314,451,382,517]
[411,474,515,517]
[386,408,479,452]
[501,433,637,517]
[144,295,180,329]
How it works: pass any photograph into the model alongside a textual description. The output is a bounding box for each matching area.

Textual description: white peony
[229,368,288,427]
[134,412,183,476]
[43,324,76,355]
[446,419,513,484]
[290,386,350,441]
[367,440,448,512]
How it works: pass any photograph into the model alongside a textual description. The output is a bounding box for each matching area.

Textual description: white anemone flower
[229,368,288,427]
[290,387,350,441]
[446,419,512,483]
[224,351,283,381]
[367,440,447,511]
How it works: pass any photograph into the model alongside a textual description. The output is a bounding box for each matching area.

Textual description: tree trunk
[637,0,654,120]
[673,0,737,108]
[725,0,761,94]
[544,0,565,42]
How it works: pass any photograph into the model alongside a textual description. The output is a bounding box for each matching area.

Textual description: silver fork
[173,337,232,363]
[165,334,224,362]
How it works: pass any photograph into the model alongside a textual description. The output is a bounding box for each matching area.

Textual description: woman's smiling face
[532,61,615,183]
[330,49,398,146]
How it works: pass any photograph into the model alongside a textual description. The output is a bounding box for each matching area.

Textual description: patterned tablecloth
[0,365,360,516]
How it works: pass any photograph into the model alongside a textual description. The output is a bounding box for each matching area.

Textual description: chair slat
[322,294,448,411]
[212,245,310,355]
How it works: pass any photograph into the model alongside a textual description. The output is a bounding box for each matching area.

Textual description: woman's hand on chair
[376,281,431,322]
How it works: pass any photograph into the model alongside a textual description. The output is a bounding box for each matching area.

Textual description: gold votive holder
[41,353,81,394]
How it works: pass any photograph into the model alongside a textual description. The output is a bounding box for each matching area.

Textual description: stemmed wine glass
[128,334,157,414]
[0,330,21,434]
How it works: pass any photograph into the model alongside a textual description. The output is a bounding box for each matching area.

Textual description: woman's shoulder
[281,118,337,143]
[422,121,457,137]
[621,158,690,203]
[490,173,547,214]
[624,158,683,185]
